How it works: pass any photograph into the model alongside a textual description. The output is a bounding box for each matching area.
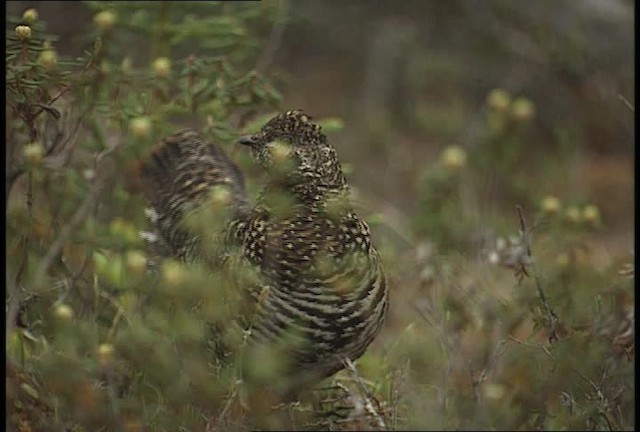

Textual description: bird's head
[238,110,346,195]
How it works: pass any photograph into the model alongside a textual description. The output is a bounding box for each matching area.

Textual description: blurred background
[7,0,634,237]
[6,1,635,430]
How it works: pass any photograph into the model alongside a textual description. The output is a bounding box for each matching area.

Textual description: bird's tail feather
[139,130,248,261]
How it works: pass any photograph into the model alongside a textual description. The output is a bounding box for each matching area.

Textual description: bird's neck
[258,182,352,214]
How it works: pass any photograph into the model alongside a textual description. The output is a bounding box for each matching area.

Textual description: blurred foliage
[5,3,283,430]
[6,1,634,431]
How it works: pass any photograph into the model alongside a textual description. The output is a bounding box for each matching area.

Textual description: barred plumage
[140,129,249,262]
[140,110,389,396]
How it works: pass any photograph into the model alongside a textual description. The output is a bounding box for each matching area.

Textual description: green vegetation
[6,2,633,431]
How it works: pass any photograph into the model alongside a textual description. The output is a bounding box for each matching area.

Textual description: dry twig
[342,357,388,430]
[516,205,560,342]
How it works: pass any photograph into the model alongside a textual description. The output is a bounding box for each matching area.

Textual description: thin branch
[412,300,452,413]
[516,205,560,342]
[6,169,108,337]
[34,176,106,287]
[215,380,241,430]
[508,334,557,369]
[618,94,634,112]
[254,0,289,74]
[342,357,388,430]
[30,55,95,121]
[6,138,115,333]
[569,363,618,431]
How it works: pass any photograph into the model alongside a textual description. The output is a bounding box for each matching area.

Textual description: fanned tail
[139,130,249,261]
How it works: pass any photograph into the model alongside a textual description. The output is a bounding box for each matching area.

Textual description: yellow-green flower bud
[162,260,186,287]
[487,88,511,112]
[22,8,39,24]
[582,205,601,226]
[94,11,116,32]
[23,142,44,166]
[15,25,32,41]
[129,117,152,139]
[38,49,58,70]
[54,303,74,321]
[440,145,467,171]
[511,97,535,122]
[97,343,115,367]
[152,57,172,78]
[540,196,561,215]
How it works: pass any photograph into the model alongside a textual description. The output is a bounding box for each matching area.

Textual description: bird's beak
[237,135,257,146]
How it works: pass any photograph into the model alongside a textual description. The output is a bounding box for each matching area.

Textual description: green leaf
[241,112,278,134]
[318,117,345,133]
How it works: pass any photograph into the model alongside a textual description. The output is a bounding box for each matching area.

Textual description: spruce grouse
[140,110,389,397]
